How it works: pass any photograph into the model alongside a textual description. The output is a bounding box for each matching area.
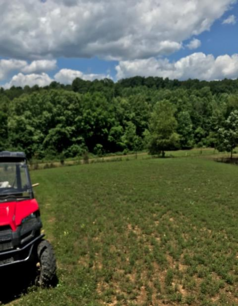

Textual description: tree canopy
[1,76,238,159]
[147,100,179,156]
[217,111,238,158]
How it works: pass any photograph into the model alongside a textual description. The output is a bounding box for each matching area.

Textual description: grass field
[7,157,238,305]
[29,148,228,170]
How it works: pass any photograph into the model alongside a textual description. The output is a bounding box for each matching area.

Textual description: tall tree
[177,111,194,149]
[217,110,238,159]
[147,100,179,157]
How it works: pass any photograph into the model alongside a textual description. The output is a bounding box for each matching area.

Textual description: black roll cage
[0,152,34,199]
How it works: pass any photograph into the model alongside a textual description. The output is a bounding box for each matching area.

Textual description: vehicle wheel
[36,240,56,287]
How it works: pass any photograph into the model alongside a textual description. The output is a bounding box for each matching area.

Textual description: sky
[0,0,238,88]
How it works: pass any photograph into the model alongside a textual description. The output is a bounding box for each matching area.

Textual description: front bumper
[0,234,44,268]
[0,216,43,268]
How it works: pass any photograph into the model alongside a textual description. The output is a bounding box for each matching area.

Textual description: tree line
[1,76,238,159]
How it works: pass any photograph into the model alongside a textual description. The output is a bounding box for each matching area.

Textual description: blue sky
[57,4,238,80]
[0,0,238,87]
[172,6,238,60]
[56,57,118,80]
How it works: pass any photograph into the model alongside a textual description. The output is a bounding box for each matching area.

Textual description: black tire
[36,240,57,287]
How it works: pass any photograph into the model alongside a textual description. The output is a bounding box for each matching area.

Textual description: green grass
[11,157,238,305]
[29,148,227,170]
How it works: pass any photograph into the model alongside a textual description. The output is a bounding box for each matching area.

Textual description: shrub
[82,151,89,164]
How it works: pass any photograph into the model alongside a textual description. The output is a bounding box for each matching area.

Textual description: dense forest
[1,76,238,159]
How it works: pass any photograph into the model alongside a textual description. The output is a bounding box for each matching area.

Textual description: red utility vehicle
[0,151,56,286]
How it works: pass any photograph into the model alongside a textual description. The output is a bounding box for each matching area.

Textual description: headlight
[22,212,37,223]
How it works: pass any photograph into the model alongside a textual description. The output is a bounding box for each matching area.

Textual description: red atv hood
[0,199,39,231]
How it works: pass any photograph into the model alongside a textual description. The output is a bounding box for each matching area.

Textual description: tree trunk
[162,151,165,158]
[230,149,233,160]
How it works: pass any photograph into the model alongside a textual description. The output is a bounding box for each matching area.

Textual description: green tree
[194,127,206,147]
[0,111,8,151]
[226,94,238,116]
[217,110,238,159]
[177,111,194,149]
[108,126,125,151]
[72,78,91,94]
[121,122,142,151]
[147,100,179,157]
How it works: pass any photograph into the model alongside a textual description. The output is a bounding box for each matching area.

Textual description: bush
[65,144,87,158]
[82,151,89,164]
[93,144,104,157]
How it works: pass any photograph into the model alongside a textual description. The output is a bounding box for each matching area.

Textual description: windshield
[0,162,33,201]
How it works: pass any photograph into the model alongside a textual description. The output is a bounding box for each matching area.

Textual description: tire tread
[37,240,56,287]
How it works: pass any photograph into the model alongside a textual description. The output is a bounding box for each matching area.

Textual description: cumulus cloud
[22,60,57,73]
[54,69,110,84]
[0,58,57,82]
[0,0,235,60]
[116,53,238,81]
[187,38,201,50]
[222,14,236,24]
[4,73,53,89]
[2,68,110,89]
[0,59,27,81]
[3,52,238,88]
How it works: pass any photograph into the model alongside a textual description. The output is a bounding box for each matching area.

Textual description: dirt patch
[137,286,147,304]
[78,255,89,268]
[178,262,187,272]
[178,284,188,297]
[127,223,143,236]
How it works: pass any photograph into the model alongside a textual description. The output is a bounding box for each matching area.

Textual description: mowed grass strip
[13,158,238,306]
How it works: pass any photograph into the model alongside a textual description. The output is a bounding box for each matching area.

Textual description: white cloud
[3,51,238,88]
[222,14,236,24]
[0,0,235,60]
[22,60,57,73]
[116,53,238,81]
[2,68,110,89]
[4,73,53,89]
[0,59,27,81]
[0,58,57,82]
[187,38,201,50]
[54,69,110,84]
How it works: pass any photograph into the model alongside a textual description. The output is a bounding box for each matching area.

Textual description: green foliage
[148,100,180,156]
[121,122,141,151]
[1,76,238,158]
[194,127,206,147]
[217,110,238,158]
[93,144,104,157]
[177,111,194,149]
[226,94,238,116]
[0,111,8,151]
